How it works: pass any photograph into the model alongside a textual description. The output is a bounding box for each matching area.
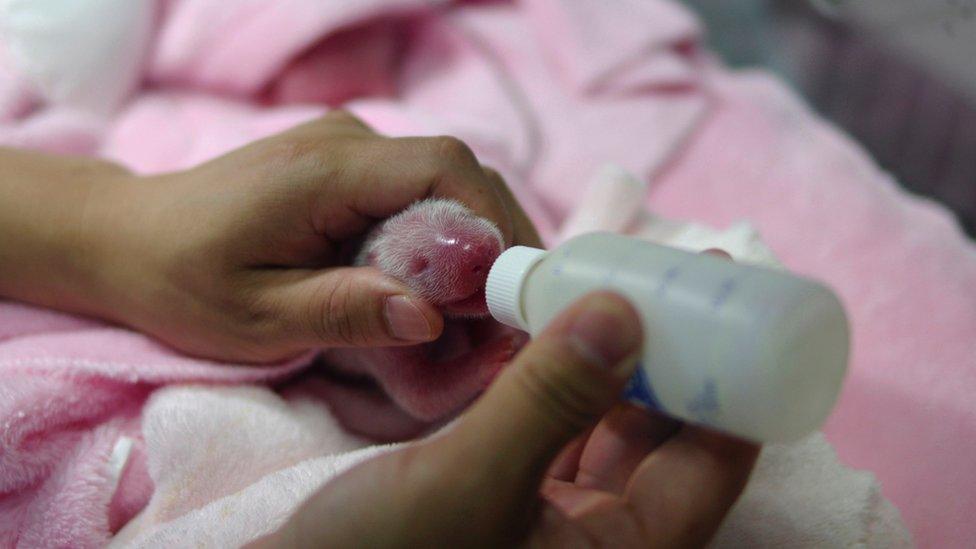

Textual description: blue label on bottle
[686,378,721,424]
[623,363,661,411]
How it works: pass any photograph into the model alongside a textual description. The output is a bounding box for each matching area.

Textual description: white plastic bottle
[485,232,850,442]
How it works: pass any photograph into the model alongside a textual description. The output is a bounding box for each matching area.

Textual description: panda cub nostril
[355,198,505,316]
[409,256,429,275]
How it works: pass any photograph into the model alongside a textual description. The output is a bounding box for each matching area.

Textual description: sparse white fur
[355,198,504,305]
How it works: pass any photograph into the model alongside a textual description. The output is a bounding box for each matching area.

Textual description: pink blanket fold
[0,303,312,545]
[0,0,973,546]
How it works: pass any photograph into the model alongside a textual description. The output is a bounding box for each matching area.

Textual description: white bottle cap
[486,246,547,331]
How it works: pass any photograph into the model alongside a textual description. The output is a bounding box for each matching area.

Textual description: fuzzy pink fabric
[0,301,312,545]
[647,68,976,547]
[0,0,973,546]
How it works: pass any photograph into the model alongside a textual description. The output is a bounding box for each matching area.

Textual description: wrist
[0,149,144,322]
[72,166,202,336]
[72,168,223,343]
[67,168,147,322]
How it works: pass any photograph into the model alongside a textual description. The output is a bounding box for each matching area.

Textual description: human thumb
[265,266,444,348]
[435,291,642,509]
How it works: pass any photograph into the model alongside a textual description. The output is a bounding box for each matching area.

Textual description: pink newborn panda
[358,198,503,318]
[319,199,528,439]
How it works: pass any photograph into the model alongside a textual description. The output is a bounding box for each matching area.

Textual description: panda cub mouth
[442,288,488,318]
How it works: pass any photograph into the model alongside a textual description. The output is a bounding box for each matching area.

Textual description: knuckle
[230,295,275,332]
[274,137,317,163]
[481,165,503,183]
[306,277,370,347]
[322,109,370,132]
[222,280,282,342]
[261,137,328,174]
[480,165,516,202]
[325,109,356,122]
[430,135,477,167]
[483,167,516,199]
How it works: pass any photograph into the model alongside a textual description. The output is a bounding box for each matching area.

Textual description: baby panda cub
[322,198,528,425]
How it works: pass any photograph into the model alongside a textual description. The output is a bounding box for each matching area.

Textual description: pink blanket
[0,0,973,546]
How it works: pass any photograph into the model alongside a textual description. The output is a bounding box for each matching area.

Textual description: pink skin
[320,199,528,438]
[282,372,432,443]
[355,198,505,317]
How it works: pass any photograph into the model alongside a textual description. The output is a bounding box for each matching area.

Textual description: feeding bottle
[485,232,849,442]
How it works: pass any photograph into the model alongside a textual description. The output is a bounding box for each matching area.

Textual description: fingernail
[385,296,434,342]
[567,302,641,375]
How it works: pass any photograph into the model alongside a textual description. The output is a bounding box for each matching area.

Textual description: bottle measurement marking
[711,278,738,310]
[655,266,682,297]
[687,378,720,422]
